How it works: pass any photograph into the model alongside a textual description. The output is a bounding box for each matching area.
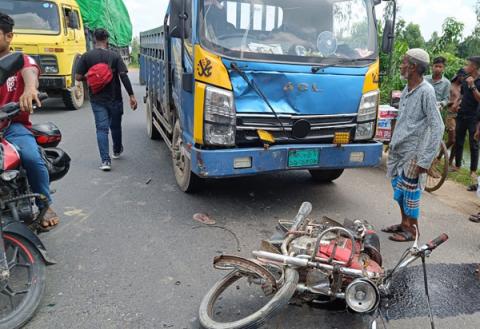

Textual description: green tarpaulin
[77,0,132,47]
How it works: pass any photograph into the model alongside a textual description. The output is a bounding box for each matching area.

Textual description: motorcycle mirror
[0,53,24,85]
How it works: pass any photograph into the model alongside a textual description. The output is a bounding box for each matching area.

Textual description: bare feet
[41,208,60,229]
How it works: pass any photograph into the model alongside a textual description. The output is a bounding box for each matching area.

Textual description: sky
[124,0,478,40]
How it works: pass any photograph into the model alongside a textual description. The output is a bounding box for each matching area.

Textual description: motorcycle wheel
[199,267,299,329]
[0,234,46,329]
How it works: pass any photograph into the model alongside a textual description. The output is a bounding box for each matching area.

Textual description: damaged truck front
[140,0,394,192]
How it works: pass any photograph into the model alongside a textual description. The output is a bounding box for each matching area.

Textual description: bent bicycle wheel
[199,267,299,329]
[425,141,449,193]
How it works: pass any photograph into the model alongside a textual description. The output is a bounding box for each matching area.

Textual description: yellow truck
[2,0,133,110]
[3,0,87,110]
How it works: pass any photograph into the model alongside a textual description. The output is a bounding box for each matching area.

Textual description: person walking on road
[426,56,451,109]
[382,49,444,242]
[0,13,60,229]
[452,57,480,189]
[75,29,138,171]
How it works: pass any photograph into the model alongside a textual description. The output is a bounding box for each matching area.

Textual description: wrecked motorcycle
[199,202,448,329]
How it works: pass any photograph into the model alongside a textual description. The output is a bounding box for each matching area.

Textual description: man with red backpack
[75,29,137,171]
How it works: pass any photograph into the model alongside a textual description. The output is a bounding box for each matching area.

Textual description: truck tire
[172,120,201,193]
[146,93,161,140]
[62,82,85,111]
[309,169,344,183]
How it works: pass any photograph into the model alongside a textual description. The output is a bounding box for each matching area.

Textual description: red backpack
[86,62,113,94]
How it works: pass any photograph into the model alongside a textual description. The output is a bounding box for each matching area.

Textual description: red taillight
[36,135,49,145]
[35,135,61,145]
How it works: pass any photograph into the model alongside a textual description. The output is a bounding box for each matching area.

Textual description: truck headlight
[204,86,236,146]
[39,55,59,74]
[357,90,379,122]
[355,122,375,140]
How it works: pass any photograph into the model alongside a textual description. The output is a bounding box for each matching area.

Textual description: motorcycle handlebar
[290,202,312,231]
[425,233,449,251]
[0,92,48,120]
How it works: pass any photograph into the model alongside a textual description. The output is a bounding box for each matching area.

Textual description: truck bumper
[190,142,383,178]
[39,76,67,90]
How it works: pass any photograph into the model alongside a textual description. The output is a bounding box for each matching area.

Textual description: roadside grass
[449,167,474,187]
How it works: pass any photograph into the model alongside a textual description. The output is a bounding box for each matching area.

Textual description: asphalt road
[25,72,480,329]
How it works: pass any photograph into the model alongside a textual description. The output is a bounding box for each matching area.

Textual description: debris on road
[193,213,216,225]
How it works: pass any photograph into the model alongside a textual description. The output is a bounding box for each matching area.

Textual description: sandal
[469,214,480,223]
[467,184,478,192]
[389,230,416,242]
[40,208,60,231]
[381,224,404,234]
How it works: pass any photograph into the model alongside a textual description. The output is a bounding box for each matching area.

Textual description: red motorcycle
[0,52,70,329]
[199,202,448,329]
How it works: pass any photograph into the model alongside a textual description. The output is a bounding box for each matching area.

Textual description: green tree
[130,37,140,67]
[401,23,426,48]
[432,17,465,54]
[458,1,480,57]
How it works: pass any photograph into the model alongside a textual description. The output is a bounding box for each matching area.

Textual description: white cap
[406,48,430,65]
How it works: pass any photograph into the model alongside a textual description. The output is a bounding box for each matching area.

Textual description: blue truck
[140,0,395,192]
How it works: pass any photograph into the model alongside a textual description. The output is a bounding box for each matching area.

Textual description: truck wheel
[309,169,344,183]
[172,121,201,192]
[146,93,161,140]
[62,82,85,111]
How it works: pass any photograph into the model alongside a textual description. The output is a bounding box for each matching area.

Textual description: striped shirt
[387,80,445,178]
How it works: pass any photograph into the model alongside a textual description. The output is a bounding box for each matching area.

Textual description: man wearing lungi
[382,49,445,242]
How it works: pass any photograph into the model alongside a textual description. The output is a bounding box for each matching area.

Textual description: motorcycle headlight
[358,90,379,122]
[345,278,380,313]
[355,122,376,141]
[204,86,236,146]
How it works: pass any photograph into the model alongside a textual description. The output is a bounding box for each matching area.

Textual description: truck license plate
[288,149,319,168]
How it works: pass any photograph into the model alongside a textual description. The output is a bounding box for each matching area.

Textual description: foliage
[379,3,479,103]
[130,37,140,68]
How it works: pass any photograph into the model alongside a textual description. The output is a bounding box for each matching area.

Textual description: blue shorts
[391,174,422,220]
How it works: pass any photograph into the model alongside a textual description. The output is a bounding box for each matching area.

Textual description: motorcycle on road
[199,202,448,329]
[0,52,71,329]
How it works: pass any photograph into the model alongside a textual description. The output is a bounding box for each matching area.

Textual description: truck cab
[141,0,390,192]
[3,0,87,110]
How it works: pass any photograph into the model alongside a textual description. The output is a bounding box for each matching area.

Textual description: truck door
[62,6,81,43]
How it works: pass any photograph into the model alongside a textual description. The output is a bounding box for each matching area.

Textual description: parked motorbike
[0,52,71,329]
[199,202,448,329]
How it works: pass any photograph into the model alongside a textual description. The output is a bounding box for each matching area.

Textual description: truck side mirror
[68,11,80,29]
[382,19,394,54]
[170,0,190,39]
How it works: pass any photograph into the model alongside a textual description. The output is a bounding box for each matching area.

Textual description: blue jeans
[5,123,51,207]
[91,100,124,162]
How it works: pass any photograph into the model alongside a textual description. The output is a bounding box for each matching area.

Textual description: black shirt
[458,77,480,119]
[76,48,129,103]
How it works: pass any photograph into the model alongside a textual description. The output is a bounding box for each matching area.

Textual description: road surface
[25,72,480,329]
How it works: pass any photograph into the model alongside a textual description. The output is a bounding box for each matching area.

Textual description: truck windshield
[0,1,60,35]
[200,0,377,65]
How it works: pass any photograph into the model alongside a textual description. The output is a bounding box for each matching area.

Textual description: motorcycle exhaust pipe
[253,251,380,279]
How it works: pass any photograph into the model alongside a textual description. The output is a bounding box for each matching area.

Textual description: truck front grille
[236,113,358,145]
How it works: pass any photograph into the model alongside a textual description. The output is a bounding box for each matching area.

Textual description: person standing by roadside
[446,69,467,165]
[75,29,138,171]
[426,56,451,109]
[453,57,480,189]
[382,49,444,242]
